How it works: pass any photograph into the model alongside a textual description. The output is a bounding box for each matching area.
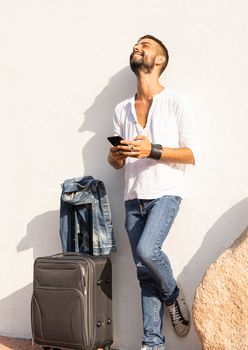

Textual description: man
[108,35,200,350]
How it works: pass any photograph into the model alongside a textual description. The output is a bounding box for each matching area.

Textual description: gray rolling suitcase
[31,253,113,350]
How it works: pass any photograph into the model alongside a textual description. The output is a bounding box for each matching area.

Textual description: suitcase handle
[51,252,82,258]
[63,252,82,256]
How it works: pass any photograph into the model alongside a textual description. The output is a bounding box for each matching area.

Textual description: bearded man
[108,35,200,350]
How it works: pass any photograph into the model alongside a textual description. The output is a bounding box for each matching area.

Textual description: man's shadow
[78,64,138,286]
[79,67,144,348]
[13,67,139,346]
[79,66,136,182]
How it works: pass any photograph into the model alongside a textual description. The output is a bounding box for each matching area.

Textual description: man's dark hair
[138,34,169,75]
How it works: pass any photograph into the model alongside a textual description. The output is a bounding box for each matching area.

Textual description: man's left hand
[117,135,152,159]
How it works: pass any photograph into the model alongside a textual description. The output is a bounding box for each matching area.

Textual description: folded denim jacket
[60,176,117,256]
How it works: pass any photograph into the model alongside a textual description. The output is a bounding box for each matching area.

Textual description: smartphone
[107,136,124,146]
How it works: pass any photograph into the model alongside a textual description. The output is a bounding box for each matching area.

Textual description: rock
[193,226,248,350]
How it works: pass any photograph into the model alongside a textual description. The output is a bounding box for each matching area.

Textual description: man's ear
[155,54,166,66]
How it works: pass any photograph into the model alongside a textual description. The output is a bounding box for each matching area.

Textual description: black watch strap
[148,144,163,160]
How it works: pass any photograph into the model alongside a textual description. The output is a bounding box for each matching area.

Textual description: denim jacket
[60,176,117,256]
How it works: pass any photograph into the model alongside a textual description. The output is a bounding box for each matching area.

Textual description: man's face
[130,38,160,74]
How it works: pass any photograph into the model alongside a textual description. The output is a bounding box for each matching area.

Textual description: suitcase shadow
[0,283,34,339]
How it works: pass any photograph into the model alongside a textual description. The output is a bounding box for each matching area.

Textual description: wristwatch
[148,144,163,160]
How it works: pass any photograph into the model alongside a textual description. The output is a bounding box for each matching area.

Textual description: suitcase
[31,253,113,350]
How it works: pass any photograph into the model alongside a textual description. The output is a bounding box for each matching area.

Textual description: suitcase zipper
[80,257,101,348]
[82,268,87,295]
[33,286,88,347]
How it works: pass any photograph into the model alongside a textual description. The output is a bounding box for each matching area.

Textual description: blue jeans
[125,195,182,349]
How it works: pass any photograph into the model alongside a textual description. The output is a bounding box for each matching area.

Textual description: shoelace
[141,347,163,350]
[168,302,183,324]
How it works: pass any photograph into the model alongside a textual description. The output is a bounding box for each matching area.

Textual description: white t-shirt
[113,88,200,201]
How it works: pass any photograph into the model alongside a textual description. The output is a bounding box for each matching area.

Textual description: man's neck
[136,72,164,101]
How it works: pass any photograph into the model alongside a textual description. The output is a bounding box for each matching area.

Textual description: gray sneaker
[166,285,190,337]
[141,346,164,350]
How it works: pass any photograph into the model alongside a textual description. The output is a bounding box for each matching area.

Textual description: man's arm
[116,136,195,165]
[160,146,195,165]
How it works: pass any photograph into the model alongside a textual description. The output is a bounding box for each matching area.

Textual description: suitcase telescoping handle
[72,204,94,255]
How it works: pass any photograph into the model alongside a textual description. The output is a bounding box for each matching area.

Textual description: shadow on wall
[0,283,33,338]
[178,197,248,296]
[8,68,140,345]
[79,66,136,180]
[79,67,144,349]
[17,210,61,260]
[78,65,137,259]
[15,68,136,259]
[16,68,137,261]
[2,211,61,338]
[15,67,136,261]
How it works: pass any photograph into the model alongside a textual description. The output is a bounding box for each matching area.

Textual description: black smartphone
[107,136,124,146]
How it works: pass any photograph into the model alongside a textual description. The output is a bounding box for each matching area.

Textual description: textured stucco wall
[0,1,248,349]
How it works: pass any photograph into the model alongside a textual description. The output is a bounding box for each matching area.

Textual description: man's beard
[129,52,156,75]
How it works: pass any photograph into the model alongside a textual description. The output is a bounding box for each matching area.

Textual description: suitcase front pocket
[32,287,88,348]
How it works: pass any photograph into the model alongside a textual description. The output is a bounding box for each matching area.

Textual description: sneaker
[141,346,164,350]
[166,284,190,337]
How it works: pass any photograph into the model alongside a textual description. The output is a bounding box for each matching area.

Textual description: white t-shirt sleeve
[176,96,201,165]
[113,106,123,137]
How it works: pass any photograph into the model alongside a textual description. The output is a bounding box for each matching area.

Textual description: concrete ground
[0,337,107,350]
[0,336,40,350]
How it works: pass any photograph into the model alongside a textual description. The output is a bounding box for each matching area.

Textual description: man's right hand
[110,146,129,160]
[108,146,127,169]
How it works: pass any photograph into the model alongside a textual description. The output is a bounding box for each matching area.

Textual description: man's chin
[130,61,142,74]
[130,62,154,75]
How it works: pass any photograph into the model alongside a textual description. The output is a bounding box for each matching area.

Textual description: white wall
[1,1,248,349]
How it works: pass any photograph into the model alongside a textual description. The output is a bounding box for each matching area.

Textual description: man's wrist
[148,144,163,160]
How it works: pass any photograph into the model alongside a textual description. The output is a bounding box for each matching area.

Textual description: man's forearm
[119,136,195,165]
[160,147,195,165]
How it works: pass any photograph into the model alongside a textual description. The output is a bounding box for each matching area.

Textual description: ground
[0,337,40,350]
[0,337,106,350]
